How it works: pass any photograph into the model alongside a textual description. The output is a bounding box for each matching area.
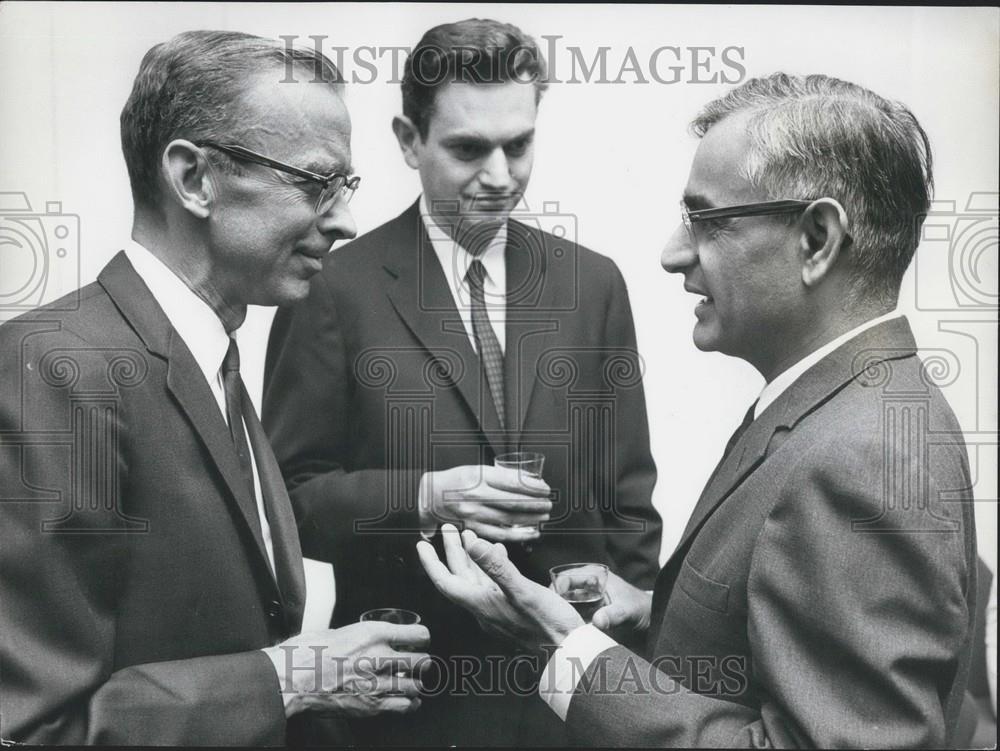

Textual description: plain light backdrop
[2,3,996,615]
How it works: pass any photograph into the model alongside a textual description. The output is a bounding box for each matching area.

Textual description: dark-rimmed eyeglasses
[197,141,360,215]
[680,199,815,246]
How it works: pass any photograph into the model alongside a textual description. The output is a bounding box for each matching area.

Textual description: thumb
[466,539,528,599]
[591,601,628,632]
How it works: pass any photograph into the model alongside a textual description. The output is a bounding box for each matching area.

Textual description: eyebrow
[440,128,535,148]
[303,159,352,176]
[682,192,715,211]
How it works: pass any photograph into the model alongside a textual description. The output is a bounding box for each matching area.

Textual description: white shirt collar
[755,310,904,419]
[419,194,507,300]
[124,241,231,386]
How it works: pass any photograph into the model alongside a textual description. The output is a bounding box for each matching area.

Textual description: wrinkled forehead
[237,71,352,172]
[686,111,761,207]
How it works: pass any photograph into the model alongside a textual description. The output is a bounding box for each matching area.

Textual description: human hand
[418,466,551,543]
[262,621,430,718]
[590,571,652,638]
[416,524,582,651]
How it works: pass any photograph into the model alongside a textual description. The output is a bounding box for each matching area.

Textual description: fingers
[465,537,528,601]
[382,625,431,653]
[477,496,552,514]
[465,520,541,543]
[416,539,463,599]
[591,601,630,631]
[441,523,474,576]
[484,466,551,496]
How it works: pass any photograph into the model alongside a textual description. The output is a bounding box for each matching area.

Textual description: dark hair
[692,73,933,307]
[120,30,343,211]
[401,18,548,139]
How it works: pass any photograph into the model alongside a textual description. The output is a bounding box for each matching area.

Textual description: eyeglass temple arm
[689,200,814,221]
[201,142,340,186]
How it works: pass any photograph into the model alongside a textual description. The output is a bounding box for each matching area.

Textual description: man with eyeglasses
[418,73,978,748]
[0,31,429,745]
[263,17,661,747]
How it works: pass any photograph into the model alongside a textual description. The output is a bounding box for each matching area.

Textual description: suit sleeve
[0,325,286,746]
[563,428,975,747]
[599,261,661,589]
[263,272,424,566]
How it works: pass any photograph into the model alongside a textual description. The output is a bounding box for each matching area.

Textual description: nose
[478,147,513,190]
[316,197,357,243]
[660,224,697,274]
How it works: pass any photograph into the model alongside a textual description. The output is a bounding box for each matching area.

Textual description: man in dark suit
[263,18,661,746]
[419,73,978,748]
[0,31,428,746]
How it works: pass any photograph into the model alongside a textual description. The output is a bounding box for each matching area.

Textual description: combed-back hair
[121,30,343,211]
[692,73,933,306]
[402,18,547,139]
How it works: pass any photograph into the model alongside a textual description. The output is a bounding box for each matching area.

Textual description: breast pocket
[677,558,730,614]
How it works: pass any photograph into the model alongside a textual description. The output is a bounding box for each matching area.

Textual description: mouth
[469,195,517,210]
[294,248,326,273]
[684,284,713,307]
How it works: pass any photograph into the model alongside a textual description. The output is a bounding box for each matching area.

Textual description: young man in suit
[419,73,978,748]
[0,31,429,746]
[263,18,662,746]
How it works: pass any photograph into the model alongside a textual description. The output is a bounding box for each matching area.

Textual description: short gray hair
[692,73,933,307]
[120,30,343,211]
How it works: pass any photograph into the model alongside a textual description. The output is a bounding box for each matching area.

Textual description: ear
[392,115,422,170]
[798,198,850,287]
[162,140,215,219]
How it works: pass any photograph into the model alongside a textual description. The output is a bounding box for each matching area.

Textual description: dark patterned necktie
[466,260,505,430]
[222,336,264,541]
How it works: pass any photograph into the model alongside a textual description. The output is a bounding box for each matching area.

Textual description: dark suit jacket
[564,317,978,748]
[263,200,661,742]
[0,253,306,745]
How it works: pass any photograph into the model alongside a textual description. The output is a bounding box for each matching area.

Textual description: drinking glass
[549,563,608,623]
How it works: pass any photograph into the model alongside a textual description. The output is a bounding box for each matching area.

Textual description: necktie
[222,336,264,542]
[466,260,505,430]
[722,400,759,461]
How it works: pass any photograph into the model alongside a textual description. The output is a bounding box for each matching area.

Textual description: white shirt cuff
[538,623,618,721]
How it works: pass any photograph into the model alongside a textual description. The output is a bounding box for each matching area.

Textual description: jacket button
[266,600,282,618]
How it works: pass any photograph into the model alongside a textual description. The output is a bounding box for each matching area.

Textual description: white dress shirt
[754,310,903,419]
[539,310,906,721]
[124,242,276,576]
[419,194,507,353]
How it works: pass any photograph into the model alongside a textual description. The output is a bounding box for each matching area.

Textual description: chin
[268,280,312,308]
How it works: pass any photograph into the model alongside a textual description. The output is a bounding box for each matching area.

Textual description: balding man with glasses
[0,31,428,746]
[419,73,978,748]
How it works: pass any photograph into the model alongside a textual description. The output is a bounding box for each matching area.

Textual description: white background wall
[1,4,996,583]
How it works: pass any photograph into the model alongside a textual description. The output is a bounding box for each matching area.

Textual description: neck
[426,210,506,257]
[132,216,247,333]
[753,306,892,383]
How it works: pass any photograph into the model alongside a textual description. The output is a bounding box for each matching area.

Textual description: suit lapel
[98,252,278,588]
[383,202,506,454]
[242,383,306,631]
[659,317,919,576]
[504,219,562,444]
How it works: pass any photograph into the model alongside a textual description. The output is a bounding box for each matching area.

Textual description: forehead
[686,112,761,205]
[239,71,352,170]
[427,81,537,138]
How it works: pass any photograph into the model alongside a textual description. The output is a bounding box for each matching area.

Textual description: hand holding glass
[493,452,546,535]
[550,563,609,623]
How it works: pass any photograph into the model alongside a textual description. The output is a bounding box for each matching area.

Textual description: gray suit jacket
[0,253,307,745]
[565,317,977,748]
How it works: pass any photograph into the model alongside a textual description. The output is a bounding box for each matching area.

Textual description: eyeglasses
[197,141,361,214]
[680,199,814,246]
